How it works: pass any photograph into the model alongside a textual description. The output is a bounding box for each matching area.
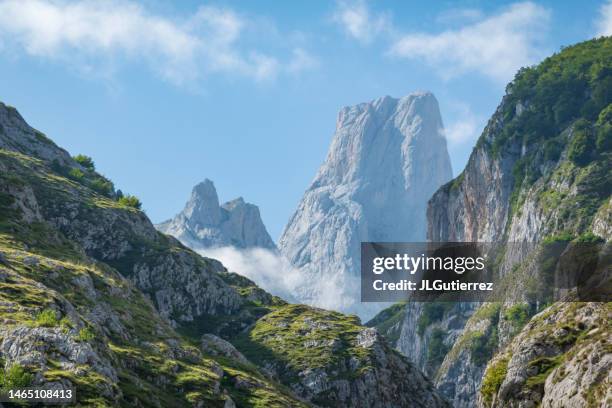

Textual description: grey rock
[157,179,276,250]
[0,102,73,167]
[279,92,452,319]
[201,333,249,365]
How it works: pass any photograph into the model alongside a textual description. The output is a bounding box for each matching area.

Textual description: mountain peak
[280,91,452,318]
[157,180,276,250]
[183,179,222,227]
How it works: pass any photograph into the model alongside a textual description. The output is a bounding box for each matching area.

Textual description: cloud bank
[198,246,303,304]
[0,0,316,84]
[389,2,550,82]
[444,103,484,147]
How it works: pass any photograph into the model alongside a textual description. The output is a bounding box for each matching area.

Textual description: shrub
[469,306,500,367]
[480,357,509,405]
[118,195,142,210]
[417,302,453,336]
[90,177,114,197]
[573,231,604,243]
[0,364,33,390]
[68,168,85,181]
[427,328,450,367]
[35,309,58,327]
[568,120,595,166]
[77,327,95,342]
[470,328,498,366]
[73,154,95,170]
[596,123,612,151]
[542,232,575,244]
[525,355,563,389]
[595,104,611,151]
[504,303,530,329]
[59,317,73,333]
[543,140,563,162]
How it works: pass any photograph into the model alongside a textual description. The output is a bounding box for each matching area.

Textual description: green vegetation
[542,232,575,244]
[0,364,33,390]
[482,38,612,223]
[469,327,498,366]
[480,356,509,406]
[449,172,465,191]
[595,103,612,150]
[34,308,59,327]
[573,231,604,243]
[568,119,596,166]
[0,146,304,406]
[493,38,611,157]
[90,177,114,196]
[427,328,450,367]
[417,302,453,336]
[469,303,501,366]
[525,355,564,389]
[73,154,95,170]
[67,167,85,181]
[233,304,372,384]
[504,303,530,330]
[367,302,406,344]
[117,194,142,210]
[76,327,96,342]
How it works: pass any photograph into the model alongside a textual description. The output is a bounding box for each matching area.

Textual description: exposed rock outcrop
[234,304,450,408]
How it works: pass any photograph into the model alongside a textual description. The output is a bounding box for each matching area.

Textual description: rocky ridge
[156,179,276,250]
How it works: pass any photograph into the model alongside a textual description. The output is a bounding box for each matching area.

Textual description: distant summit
[156,179,276,250]
[279,91,453,319]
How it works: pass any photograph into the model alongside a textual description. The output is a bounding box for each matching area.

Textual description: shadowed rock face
[279,92,452,319]
[156,179,276,250]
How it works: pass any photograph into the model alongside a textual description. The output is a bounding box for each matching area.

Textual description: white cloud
[0,0,316,84]
[435,8,483,25]
[287,48,319,74]
[332,0,390,43]
[198,246,302,303]
[389,2,550,82]
[596,1,612,36]
[444,103,483,146]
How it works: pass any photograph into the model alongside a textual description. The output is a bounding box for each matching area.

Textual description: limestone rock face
[279,92,452,319]
[157,179,276,250]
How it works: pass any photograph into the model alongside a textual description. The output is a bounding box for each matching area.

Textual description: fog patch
[198,246,302,303]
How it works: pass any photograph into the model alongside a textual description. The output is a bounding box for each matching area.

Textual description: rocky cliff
[371,37,611,408]
[0,101,448,407]
[279,92,452,319]
[156,179,276,250]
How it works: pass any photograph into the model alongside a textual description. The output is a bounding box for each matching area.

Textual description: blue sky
[0,0,610,239]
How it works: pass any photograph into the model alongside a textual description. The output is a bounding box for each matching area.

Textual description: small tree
[73,154,95,170]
